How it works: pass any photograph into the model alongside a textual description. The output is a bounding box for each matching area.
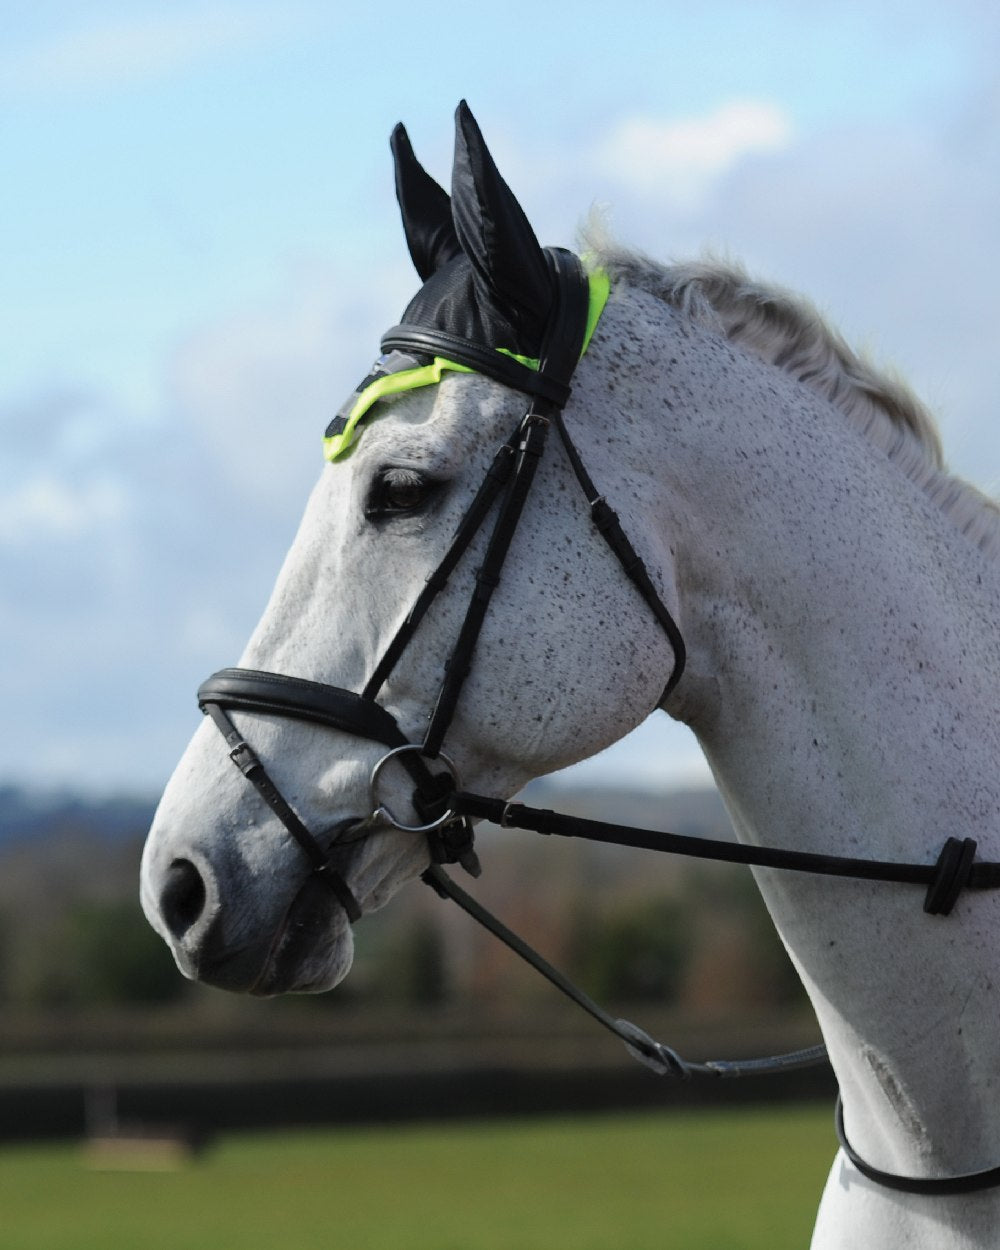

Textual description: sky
[2,1,999,797]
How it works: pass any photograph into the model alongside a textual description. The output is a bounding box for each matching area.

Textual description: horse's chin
[248,874,355,997]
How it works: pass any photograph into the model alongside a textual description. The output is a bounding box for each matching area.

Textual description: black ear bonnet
[391,101,556,360]
[324,101,608,461]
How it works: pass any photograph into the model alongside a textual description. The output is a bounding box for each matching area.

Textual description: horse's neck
[646,331,1000,1178]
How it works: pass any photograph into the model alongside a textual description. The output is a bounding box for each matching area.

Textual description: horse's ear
[391,123,462,281]
[451,100,552,343]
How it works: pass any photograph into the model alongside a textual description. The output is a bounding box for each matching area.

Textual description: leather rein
[197,249,1000,1196]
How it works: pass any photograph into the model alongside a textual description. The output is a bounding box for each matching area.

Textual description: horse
[140,102,1000,1248]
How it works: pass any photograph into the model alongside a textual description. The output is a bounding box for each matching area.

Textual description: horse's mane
[583,228,1000,560]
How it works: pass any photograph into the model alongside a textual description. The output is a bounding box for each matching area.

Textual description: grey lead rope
[421,865,829,1080]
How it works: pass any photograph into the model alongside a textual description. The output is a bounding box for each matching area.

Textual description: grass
[0,1104,835,1250]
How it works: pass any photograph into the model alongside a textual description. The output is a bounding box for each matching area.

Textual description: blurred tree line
[0,785,806,1019]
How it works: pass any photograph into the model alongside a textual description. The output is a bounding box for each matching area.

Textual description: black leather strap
[421,411,551,759]
[380,325,572,407]
[451,791,1000,912]
[423,865,829,1080]
[552,410,687,700]
[199,667,479,880]
[199,668,408,750]
[923,836,980,915]
[202,700,362,922]
[534,249,591,392]
[836,1095,1000,1194]
[362,433,519,701]
[418,250,592,760]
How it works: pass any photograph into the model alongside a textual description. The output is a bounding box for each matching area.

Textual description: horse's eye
[365,469,436,519]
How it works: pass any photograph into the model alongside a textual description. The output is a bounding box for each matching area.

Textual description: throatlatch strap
[551,410,687,700]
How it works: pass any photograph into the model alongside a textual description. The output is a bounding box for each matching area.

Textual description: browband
[379,326,572,407]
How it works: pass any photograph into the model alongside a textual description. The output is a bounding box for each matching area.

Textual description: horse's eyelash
[381,467,424,491]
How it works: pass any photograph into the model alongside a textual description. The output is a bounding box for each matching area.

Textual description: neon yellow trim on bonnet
[495,266,610,371]
[583,266,610,351]
[323,356,476,460]
[323,267,610,462]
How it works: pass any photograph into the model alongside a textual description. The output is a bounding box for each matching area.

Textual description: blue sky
[2,1,998,794]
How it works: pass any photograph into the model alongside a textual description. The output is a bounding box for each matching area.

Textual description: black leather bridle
[196,248,1000,1196]
[199,248,687,915]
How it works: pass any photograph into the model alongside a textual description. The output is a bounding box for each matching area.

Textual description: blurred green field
[0,1104,834,1250]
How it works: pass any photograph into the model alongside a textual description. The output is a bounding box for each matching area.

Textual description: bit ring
[369,744,461,833]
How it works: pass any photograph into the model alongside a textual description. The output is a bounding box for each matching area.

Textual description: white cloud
[592,100,795,209]
[3,3,315,96]
[170,257,413,507]
[0,472,127,544]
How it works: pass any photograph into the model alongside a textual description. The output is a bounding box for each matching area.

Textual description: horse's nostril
[160,858,207,938]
